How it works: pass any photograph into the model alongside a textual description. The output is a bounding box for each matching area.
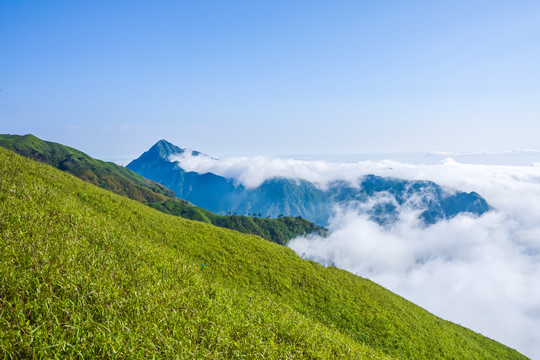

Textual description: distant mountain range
[128,140,490,226]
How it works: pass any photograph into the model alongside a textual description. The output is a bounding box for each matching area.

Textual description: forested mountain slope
[128,139,490,226]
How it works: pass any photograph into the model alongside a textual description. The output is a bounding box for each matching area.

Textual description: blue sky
[1,1,540,161]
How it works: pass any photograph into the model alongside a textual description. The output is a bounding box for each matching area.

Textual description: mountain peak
[150,139,186,159]
[128,140,206,172]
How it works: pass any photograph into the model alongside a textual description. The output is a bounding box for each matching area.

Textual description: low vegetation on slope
[0,148,528,359]
[0,133,175,203]
[150,199,326,245]
[0,134,325,245]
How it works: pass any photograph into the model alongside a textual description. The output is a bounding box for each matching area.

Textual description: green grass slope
[0,133,174,203]
[0,148,528,359]
[0,134,325,245]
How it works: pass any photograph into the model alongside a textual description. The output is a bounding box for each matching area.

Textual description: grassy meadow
[0,147,528,359]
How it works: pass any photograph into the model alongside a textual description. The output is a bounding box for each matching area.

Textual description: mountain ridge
[128,139,491,226]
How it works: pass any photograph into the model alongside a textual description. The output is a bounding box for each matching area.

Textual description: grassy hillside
[0,134,325,245]
[0,147,527,359]
[0,134,175,203]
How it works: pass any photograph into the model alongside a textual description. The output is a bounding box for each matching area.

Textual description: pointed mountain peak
[143,139,206,161]
[149,139,186,159]
[127,139,210,177]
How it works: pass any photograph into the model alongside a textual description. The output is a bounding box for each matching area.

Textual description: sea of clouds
[173,152,540,358]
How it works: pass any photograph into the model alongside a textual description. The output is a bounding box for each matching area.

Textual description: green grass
[0,133,174,203]
[0,147,528,359]
[0,134,325,245]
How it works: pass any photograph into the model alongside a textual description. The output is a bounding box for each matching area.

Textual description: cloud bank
[173,152,540,358]
[289,160,540,359]
[171,152,432,189]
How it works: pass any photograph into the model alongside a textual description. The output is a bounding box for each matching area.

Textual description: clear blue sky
[1,0,539,161]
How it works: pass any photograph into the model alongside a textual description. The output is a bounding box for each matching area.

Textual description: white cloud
[171,151,540,358]
[170,152,425,189]
[289,161,540,359]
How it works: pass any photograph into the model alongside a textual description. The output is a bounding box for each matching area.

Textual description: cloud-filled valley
[174,152,540,358]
